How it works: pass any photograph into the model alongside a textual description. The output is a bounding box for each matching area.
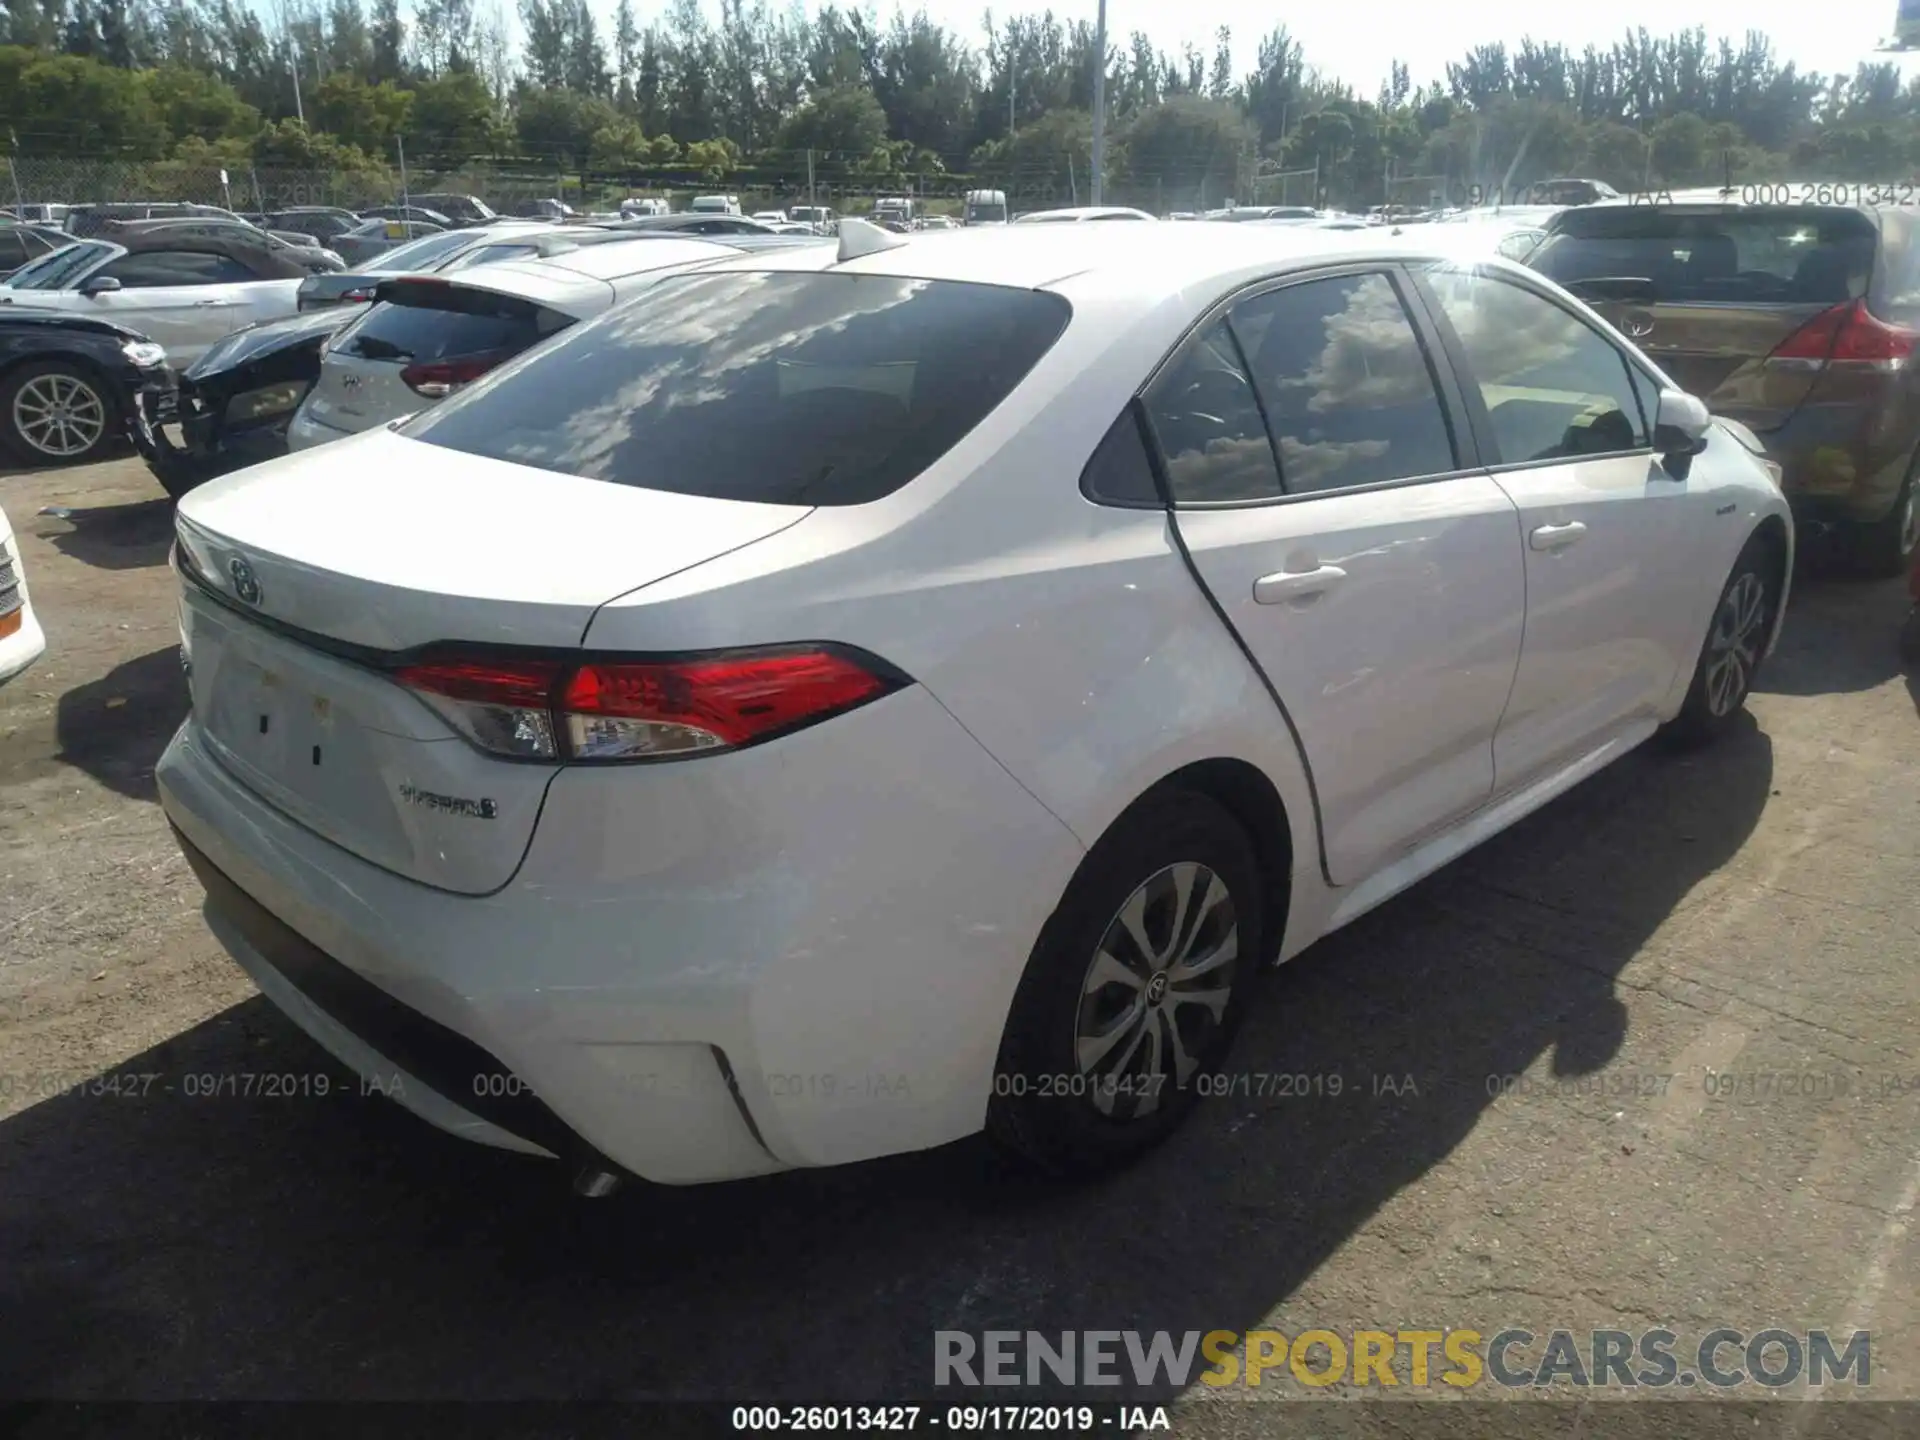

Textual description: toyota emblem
[228,556,262,607]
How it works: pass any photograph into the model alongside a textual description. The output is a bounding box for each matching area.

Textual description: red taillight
[395,648,902,762]
[1767,299,1918,371]
[400,351,509,398]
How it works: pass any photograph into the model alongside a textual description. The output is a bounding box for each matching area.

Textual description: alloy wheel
[1075,861,1238,1118]
[12,372,107,459]
[1704,571,1768,717]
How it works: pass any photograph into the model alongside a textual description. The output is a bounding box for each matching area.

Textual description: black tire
[0,359,121,467]
[1848,465,1919,579]
[1900,606,1920,668]
[1662,534,1779,749]
[987,789,1262,1178]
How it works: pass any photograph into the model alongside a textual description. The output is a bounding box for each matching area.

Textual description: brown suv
[1529,191,1920,573]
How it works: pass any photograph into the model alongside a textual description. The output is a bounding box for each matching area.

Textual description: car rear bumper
[284,405,359,453]
[156,684,1084,1184]
[1754,401,1917,526]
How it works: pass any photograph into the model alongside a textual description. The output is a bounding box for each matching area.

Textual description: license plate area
[178,582,555,894]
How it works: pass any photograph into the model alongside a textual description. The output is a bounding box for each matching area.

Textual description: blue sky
[556,0,1916,94]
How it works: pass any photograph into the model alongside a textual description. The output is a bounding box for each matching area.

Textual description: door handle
[1529,520,1588,552]
[192,298,224,307]
[1253,564,1347,604]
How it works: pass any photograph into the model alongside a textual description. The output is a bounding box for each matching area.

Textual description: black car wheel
[988,789,1262,1178]
[1,359,119,465]
[1662,532,1780,748]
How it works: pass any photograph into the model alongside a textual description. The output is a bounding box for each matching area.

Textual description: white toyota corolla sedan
[157,220,1793,1190]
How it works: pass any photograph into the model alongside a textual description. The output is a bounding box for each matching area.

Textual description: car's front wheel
[988,790,1262,1177]
[1662,533,1779,748]
[0,360,119,466]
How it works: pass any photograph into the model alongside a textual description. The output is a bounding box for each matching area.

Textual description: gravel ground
[3,454,1920,1436]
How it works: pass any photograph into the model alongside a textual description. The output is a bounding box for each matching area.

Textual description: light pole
[1090,0,1107,205]
[289,37,305,125]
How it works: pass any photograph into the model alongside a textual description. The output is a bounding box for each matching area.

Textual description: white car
[751,210,789,224]
[158,221,1791,1191]
[0,503,46,685]
[1014,206,1158,223]
[286,236,745,450]
[0,234,307,367]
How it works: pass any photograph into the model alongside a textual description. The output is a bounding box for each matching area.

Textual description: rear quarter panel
[579,275,1333,959]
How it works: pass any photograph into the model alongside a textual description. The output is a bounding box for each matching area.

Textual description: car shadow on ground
[1757,567,1912,697]
[54,644,188,802]
[0,714,1774,1404]
[31,496,173,571]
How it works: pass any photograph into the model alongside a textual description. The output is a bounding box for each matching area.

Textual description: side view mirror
[1653,389,1711,477]
[79,274,121,297]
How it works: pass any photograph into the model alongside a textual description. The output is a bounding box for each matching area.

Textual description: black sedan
[0,308,174,465]
[131,306,352,497]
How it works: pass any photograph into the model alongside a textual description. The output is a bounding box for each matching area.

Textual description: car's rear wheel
[1662,534,1779,748]
[1,360,118,466]
[1849,465,1920,579]
[987,790,1261,1177]
[1900,606,1920,668]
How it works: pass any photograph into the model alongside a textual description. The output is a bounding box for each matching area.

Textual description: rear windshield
[1530,206,1879,306]
[403,272,1071,506]
[339,287,573,363]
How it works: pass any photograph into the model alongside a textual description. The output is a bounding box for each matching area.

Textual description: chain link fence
[7,151,1294,221]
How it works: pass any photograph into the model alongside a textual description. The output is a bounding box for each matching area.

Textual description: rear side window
[403,272,1071,506]
[1080,405,1162,506]
[340,288,573,363]
[365,230,478,273]
[1530,206,1878,306]
[1141,320,1282,503]
[1228,272,1458,494]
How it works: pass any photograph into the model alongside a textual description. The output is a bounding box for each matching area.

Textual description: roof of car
[694,219,1437,293]
[406,235,744,311]
[97,227,315,279]
[1014,206,1157,223]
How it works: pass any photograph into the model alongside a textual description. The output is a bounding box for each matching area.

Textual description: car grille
[0,541,21,618]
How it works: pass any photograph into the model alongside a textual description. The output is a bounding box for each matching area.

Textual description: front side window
[1423,265,1649,465]
[98,250,257,287]
[1228,272,1457,495]
[3,240,114,290]
[404,272,1071,506]
[1141,320,1282,503]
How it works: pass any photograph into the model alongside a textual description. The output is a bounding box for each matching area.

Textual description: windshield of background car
[2,240,114,290]
[363,229,483,273]
[1529,205,1879,305]
[403,272,1072,506]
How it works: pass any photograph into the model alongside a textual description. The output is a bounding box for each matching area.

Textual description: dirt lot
[3,453,1920,1432]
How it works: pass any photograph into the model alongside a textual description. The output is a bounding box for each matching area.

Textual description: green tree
[775,82,887,157]
[412,70,497,157]
[1121,94,1247,201]
[514,85,617,165]
[142,64,259,147]
[311,72,411,154]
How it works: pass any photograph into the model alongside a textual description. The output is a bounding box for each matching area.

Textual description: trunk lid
[173,427,813,893]
[297,275,584,439]
[1531,203,1881,431]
